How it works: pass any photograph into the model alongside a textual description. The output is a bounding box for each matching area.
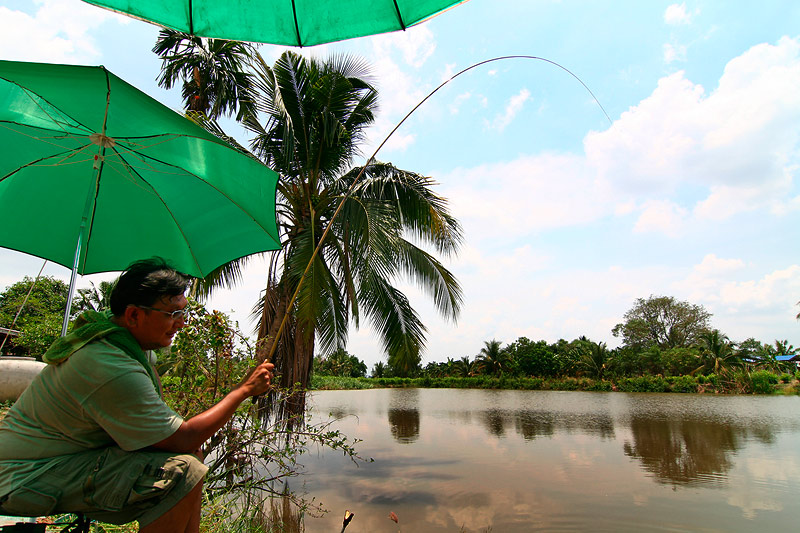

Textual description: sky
[2,0,800,370]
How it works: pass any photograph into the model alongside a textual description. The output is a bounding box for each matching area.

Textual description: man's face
[129,294,188,350]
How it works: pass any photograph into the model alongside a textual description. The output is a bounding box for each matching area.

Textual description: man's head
[110,258,192,350]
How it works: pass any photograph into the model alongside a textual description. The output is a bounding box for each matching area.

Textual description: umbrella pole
[61,161,103,336]
[61,227,83,336]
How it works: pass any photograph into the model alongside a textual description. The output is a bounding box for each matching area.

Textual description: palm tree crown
[243,51,463,393]
[153,29,258,119]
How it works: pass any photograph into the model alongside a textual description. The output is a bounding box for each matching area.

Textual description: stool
[0,513,90,533]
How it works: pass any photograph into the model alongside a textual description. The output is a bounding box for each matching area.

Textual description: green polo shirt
[0,339,183,497]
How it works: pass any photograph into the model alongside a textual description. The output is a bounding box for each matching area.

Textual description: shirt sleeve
[81,368,184,451]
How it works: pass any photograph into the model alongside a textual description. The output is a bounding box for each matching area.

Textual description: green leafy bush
[750,370,778,394]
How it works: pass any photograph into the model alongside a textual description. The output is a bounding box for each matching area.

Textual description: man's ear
[120,305,141,327]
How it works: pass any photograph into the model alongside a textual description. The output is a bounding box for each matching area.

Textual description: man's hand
[238,361,274,397]
[152,361,275,453]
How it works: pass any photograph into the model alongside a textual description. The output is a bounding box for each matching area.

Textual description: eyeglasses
[137,305,187,320]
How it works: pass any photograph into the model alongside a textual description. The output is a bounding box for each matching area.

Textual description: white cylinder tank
[0,356,46,403]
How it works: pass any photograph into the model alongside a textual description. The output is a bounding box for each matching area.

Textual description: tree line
[314,295,799,383]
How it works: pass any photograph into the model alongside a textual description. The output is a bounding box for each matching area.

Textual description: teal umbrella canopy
[0,60,281,281]
[81,0,466,46]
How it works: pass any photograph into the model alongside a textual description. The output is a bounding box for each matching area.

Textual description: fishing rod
[261,54,614,365]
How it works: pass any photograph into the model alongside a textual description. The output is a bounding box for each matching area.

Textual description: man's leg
[139,479,202,533]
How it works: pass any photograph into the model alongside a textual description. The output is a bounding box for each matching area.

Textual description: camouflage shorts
[0,447,207,527]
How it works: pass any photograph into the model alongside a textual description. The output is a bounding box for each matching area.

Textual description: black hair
[109,257,192,316]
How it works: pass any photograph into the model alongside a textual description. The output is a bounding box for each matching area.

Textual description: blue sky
[2,0,799,368]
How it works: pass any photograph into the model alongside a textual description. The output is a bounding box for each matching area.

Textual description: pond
[298,388,800,532]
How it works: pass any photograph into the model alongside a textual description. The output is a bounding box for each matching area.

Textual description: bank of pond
[311,370,800,395]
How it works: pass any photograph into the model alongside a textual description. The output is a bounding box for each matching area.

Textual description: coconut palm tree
[475,339,510,376]
[153,29,258,119]
[454,356,473,377]
[240,51,462,408]
[694,329,740,375]
[74,280,114,313]
[580,341,609,380]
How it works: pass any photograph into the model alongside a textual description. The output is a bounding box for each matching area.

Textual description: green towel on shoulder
[43,310,160,397]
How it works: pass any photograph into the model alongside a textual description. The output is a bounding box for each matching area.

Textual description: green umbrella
[0,60,281,333]
[81,0,466,46]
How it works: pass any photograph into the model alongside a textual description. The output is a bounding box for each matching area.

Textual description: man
[0,258,273,532]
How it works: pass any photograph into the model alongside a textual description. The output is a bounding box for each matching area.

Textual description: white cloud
[632,200,688,237]
[440,152,607,242]
[0,0,127,63]
[449,92,472,115]
[675,260,800,317]
[585,37,800,220]
[663,42,687,63]
[370,25,436,69]
[664,3,692,25]
[489,88,531,131]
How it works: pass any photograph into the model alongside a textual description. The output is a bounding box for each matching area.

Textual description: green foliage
[505,337,560,377]
[0,276,71,357]
[371,361,386,378]
[159,301,366,512]
[780,373,792,383]
[313,348,367,377]
[73,281,114,314]
[666,375,699,393]
[749,370,778,394]
[694,329,740,375]
[153,29,258,119]
[474,339,512,376]
[616,375,671,393]
[310,375,374,390]
[13,314,62,360]
[612,295,712,351]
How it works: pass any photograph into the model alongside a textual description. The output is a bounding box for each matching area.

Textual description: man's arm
[151,361,274,453]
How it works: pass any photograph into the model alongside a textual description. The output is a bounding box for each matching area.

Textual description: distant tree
[453,356,473,377]
[314,348,367,377]
[746,339,798,374]
[660,346,701,376]
[474,339,511,376]
[612,295,712,351]
[580,341,609,380]
[153,29,258,119]
[371,361,386,378]
[74,281,114,313]
[505,337,559,377]
[550,338,580,376]
[773,339,797,357]
[693,329,740,375]
[736,337,766,361]
[0,276,71,357]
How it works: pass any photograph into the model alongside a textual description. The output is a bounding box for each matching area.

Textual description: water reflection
[623,418,736,485]
[623,414,783,486]
[303,390,800,532]
[388,388,420,443]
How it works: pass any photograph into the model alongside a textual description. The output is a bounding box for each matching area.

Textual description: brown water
[298,388,800,532]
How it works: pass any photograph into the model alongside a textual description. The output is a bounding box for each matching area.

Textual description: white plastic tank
[0,356,46,402]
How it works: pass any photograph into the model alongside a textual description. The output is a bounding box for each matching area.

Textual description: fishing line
[262,54,613,365]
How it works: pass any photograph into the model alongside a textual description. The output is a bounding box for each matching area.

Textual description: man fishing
[0,257,273,532]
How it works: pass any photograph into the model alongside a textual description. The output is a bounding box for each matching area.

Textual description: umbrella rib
[291,0,302,47]
[1,80,95,135]
[0,144,94,183]
[80,66,114,276]
[108,146,278,274]
[0,122,100,159]
[188,0,194,35]
[392,0,407,30]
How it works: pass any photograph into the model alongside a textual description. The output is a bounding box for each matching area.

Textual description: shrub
[616,376,670,393]
[780,373,792,384]
[668,375,698,393]
[750,370,778,394]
